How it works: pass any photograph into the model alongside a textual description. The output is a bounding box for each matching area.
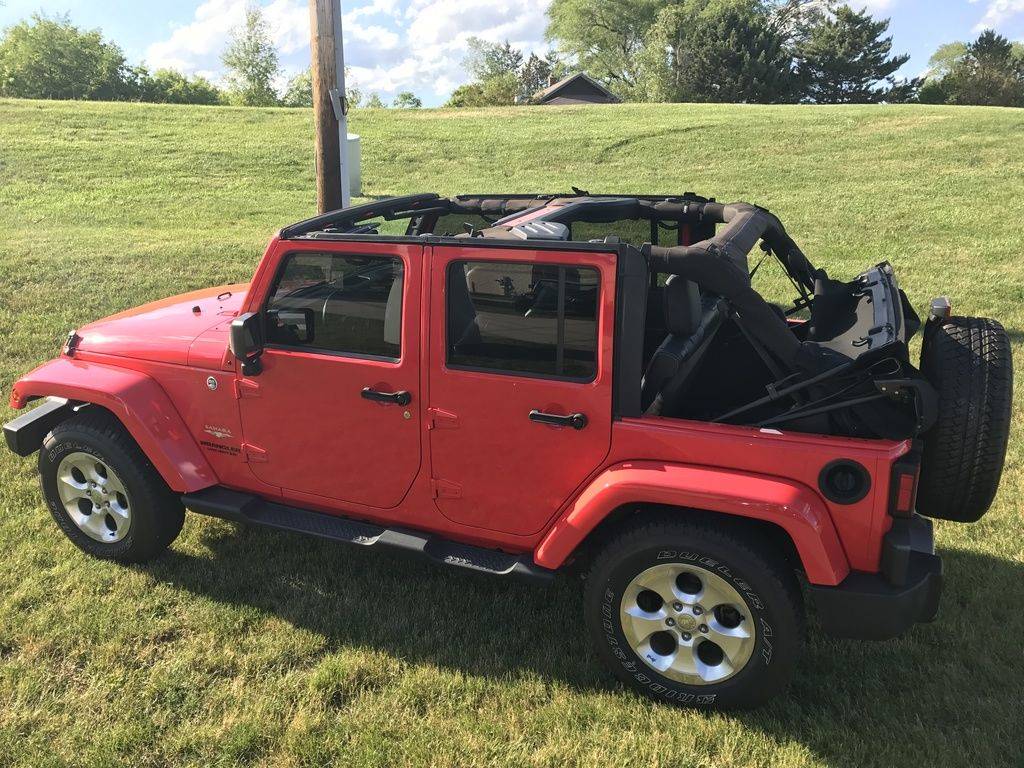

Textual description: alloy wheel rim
[619,563,756,685]
[55,451,132,543]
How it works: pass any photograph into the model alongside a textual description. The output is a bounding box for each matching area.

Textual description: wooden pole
[309,0,349,213]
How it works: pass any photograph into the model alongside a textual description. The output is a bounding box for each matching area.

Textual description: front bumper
[809,515,942,640]
[3,397,73,456]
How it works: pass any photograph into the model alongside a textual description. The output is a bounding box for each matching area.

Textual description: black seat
[641,275,725,416]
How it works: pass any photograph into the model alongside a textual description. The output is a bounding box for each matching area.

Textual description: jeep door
[427,245,615,536]
[236,241,422,508]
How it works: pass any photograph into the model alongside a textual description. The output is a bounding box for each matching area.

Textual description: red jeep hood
[74,284,249,366]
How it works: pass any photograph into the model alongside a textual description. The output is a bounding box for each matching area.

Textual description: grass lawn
[0,98,1022,767]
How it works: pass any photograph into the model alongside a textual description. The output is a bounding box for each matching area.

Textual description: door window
[446,260,599,380]
[266,252,404,359]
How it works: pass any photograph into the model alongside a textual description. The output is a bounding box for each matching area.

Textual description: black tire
[39,410,185,562]
[585,518,803,710]
[918,316,1013,523]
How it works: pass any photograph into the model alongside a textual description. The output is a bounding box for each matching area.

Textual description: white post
[332,0,350,208]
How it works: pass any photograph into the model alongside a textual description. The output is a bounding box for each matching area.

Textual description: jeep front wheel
[39,410,185,563]
[585,519,803,709]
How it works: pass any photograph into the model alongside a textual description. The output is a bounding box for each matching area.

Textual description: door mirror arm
[230,312,264,376]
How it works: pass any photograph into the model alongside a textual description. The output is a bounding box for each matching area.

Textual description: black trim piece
[3,398,73,456]
[280,193,440,239]
[613,243,647,419]
[880,514,934,586]
[818,459,872,505]
[809,550,942,640]
[888,440,923,517]
[182,487,556,584]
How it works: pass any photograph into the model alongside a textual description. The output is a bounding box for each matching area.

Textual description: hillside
[0,98,1022,767]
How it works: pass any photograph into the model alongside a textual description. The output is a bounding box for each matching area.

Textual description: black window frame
[445,258,601,383]
[261,249,406,363]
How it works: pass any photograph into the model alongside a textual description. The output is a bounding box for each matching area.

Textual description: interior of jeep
[280,193,935,440]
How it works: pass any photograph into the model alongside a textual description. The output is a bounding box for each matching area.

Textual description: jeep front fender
[534,461,850,586]
[10,357,217,493]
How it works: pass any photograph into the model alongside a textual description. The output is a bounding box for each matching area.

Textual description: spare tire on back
[917,316,1013,522]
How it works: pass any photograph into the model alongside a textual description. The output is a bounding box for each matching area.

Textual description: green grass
[1,98,1022,767]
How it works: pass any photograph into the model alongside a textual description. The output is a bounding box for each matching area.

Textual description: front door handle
[361,387,411,406]
[529,409,588,430]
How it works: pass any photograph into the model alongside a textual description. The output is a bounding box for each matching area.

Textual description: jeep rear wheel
[585,519,803,710]
[917,316,1013,523]
[39,410,185,562]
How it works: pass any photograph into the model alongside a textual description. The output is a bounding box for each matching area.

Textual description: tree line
[0,11,419,108]
[2,3,1023,109]
[453,0,1024,108]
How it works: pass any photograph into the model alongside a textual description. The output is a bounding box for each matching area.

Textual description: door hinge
[242,443,268,463]
[427,407,459,430]
[431,478,462,499]
[234,379,260,399]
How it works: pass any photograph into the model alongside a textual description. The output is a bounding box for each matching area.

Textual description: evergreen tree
[797,5,912,103]
[221,7,280,106]
[639,0,797,103]
[941,31,1024,107]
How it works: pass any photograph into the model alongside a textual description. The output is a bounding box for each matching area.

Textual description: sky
[1,0,1023,106]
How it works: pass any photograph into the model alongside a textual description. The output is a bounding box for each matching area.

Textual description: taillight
[889,444,922,518]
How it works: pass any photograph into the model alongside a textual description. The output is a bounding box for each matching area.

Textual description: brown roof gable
[532,72,622,104]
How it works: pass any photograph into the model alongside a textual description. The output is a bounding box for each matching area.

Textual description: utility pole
[309,0,350,213]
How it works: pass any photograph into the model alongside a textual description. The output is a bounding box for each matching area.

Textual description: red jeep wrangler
[5,193,1013,709]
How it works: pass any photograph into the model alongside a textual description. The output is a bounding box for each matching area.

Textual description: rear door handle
[529,409,588,430]
[361,387,411,406]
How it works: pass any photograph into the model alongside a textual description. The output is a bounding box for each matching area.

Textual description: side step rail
[182,487,556,584]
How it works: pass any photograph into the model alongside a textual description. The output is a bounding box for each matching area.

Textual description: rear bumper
[809,515,942,640]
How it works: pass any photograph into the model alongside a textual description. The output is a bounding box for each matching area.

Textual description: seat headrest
[663,275,702,336]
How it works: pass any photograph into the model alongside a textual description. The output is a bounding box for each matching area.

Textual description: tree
[392,91,422,108]
[280,67,362,108]
[940,31,1024,107]
[281,68,312,107]
[465,37,523,81]
[363,92,385,108]
[449,39,563,106]
[221,6,280,106]
[143,69,223,105]
[0,13,132,100]
[545,0,668,98]
[796,5,913,103]
[638,0,798,103]
[519,52,561,100]
[924,42,968,82]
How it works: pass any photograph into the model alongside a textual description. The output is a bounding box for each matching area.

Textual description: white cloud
[971,0,1024,31]
[144,0,553,102]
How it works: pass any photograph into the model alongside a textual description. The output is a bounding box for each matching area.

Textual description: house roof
[532,72,621,104]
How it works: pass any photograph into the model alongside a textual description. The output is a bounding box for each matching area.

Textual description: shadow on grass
[144,522,1023,767]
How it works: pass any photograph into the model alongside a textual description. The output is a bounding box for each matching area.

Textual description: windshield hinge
[431,478,462,499]
[427,407,459,430]
[242,443,268,463]
[234,379,260,399]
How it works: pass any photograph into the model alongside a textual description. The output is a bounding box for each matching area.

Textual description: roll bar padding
[646,202,821,369]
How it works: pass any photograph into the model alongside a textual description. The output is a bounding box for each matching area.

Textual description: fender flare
[10,357,217,493]
[534,461,850,586]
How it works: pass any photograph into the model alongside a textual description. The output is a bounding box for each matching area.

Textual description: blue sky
[1,0,1023,106]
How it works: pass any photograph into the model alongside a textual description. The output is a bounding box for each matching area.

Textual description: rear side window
[447,260,599,380]
[266,252,404,359]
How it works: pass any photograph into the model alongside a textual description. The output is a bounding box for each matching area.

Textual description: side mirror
[230,312,263,375]
[267,307,315,344]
